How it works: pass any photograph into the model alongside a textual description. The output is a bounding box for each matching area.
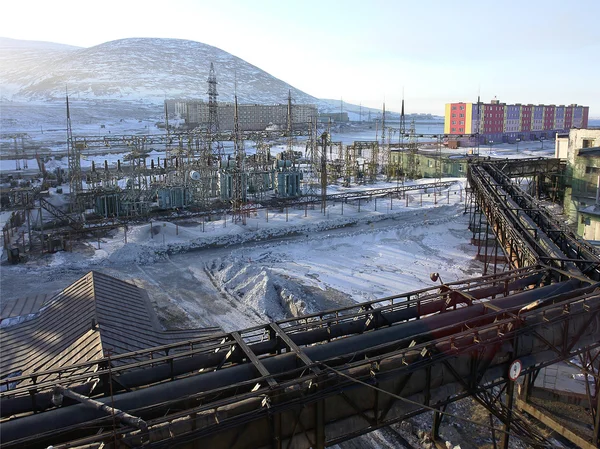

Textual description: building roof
[579,204,600,217]
[578,146,600,157]
[1,293,48,319]
[0,271,219,387]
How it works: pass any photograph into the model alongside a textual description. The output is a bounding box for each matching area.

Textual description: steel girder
[468,160,600,280]
[2,269,599,449]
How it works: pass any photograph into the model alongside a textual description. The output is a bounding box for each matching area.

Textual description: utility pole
[287,90,294,155]
[381,102,386,146]
[231,94,246,224]
[66,91,82,213]
[320,132,328,213]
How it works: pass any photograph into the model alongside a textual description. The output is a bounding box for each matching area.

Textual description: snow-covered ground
[0,179,480,331]
[1,125,552,332]
[457,139,556,159]
[0,178,531,449]
[0,126,568,449]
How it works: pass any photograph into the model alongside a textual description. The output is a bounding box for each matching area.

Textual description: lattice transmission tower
[207,62,223,159]
[231,94,246,223]
[396,97,406,181]
[66,93,83,212]
[406,118,418,179]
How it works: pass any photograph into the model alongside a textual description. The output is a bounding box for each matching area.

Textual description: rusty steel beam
[470,160,600,280]
[231,331,277,388]
[515,398,597,449]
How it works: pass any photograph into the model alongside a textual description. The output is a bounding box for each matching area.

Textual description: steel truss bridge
[1,158,600,449]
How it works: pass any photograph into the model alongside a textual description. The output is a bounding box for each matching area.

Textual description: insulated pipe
[114,273,547,388]
[0,273,557,418]
[0,279,585,443]
[0,381,96,420]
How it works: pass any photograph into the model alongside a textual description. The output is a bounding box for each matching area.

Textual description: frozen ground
[0,182,548,449]
[0,180,479,333]
[0,124,565,448]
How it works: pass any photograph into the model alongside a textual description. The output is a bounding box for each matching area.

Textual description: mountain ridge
[0,37,322,107]
[0,37,443,119]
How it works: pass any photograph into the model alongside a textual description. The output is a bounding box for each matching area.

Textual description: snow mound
[211,257,309,321]
[108,243,168,265]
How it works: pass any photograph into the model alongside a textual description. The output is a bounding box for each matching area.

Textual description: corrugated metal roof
[1,293,48,320]
[0,271,219,385]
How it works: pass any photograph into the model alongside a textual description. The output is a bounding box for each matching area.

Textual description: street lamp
[540,136,545,151]
[516,138,521,153]
[489,140,494,156]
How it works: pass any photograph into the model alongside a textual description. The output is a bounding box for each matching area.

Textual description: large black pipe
[0,272,547,418]
[0,279,584,444]
[102,273,549,389]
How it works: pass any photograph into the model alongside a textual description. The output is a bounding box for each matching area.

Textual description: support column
[500,332,520,449]
[270,412,282,449]
[500,378,516,449]
[594,387,600,448]
[315,400,325,449]
[431,407,443,441]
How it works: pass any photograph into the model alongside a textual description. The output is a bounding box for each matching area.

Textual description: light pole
[516,138,521,153]
[540,136,545,151]
[489,140,494,156]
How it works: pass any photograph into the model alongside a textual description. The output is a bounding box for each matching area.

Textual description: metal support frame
[231,331,277,388]
[2,266,600,449]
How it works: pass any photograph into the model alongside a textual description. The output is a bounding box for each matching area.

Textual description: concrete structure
[444,99,589,143]
[167,100,317,131]
[557,128,600,228]
[578,205,600,241]
[554,132,570,159]
[390,150,469,178]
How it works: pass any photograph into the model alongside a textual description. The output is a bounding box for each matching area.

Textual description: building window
[451,127,456,132]
[460,121,464,125]
[452,114,456,118]
[459,114,464,118]
[585,166,600,174]
[583,139,595,148]
[452,120,456,125]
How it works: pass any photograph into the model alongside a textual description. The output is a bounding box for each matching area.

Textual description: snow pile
[205,203,482,320]
[210,257,309,321]
[108,243,168,265]
[572,373,594,383]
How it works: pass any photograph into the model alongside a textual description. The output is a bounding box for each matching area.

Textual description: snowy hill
[0,37,321,106]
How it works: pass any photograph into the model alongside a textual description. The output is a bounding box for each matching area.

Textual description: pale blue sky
[3,0,599,115]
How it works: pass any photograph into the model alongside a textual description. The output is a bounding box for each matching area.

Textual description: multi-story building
[555,128,600,234]
[444,99,589,143]
[166,100,317,132]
